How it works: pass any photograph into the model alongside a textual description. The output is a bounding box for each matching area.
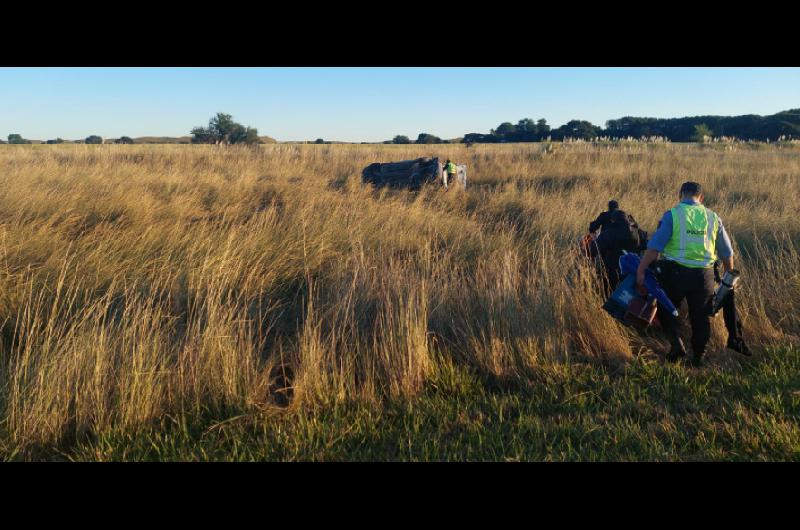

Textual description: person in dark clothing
[589,200,620,233]
[590,201,641,293]
[636,182,738,367]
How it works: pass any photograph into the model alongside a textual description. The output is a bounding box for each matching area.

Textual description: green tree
[116,136,134,144]
[392,135,411,144]
[515,118,540,141]
[314,138,325,144]
[537,118,550,137]
[227,124,260,145]
[8,134,30,144]
[553,120,601,140]
[462,133,496,144]
[228,124,246,143]
[517,118,536,133]
[46,138,65,144]
[243,128,260,144]
[692,123,713,143]
[191,112,259,144]
[416,133,443,144]
[492,122,517,139]
[210,113,237,141]
[85,135,103,144]
[190,126,216,144]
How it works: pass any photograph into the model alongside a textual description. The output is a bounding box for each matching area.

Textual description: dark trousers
[600,249,623,295]
[656,260,715,355]
[722,288,744,343]
[714,262,745,346]
[595,230,634,295]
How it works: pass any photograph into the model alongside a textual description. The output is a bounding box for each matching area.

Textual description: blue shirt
[647,199,733,258]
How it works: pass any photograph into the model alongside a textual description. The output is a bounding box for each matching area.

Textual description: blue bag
[602,274,638,322]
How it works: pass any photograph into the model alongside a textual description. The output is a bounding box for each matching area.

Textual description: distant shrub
[416,133,443,144]
[191,112,260,145]
[692,124,713,143]
[85,135,103,144]
[551,120,602,140]
[116,136,135,144]
[46,138,64,144]
[392,135,411,144]
[8,134,31,144]
[229,124,260,145]
[314,138,325,144]
[462,133,498,144]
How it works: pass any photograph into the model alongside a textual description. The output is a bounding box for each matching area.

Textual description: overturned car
[361,157,466,191]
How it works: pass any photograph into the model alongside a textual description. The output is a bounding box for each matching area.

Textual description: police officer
[636,182,735,367]
[443,159,457,188]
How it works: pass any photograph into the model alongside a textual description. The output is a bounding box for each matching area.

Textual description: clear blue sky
[1,67,798,142]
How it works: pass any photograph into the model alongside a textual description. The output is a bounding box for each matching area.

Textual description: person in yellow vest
[443,159,457,188]
[636,181,736,367]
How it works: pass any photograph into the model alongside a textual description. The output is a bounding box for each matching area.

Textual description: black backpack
[608,210,640,250]
[636,227,649,252]
[625,212,650,250]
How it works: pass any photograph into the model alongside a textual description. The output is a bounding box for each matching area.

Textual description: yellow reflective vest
[663,203,719,268]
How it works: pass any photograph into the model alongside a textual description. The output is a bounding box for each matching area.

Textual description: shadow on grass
[4,347,797,461]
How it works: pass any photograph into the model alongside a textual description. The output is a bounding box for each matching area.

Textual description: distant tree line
[2,134,136,145]
[604,109,800,141]
[386,133,447,144]
[5,108,799,147]
[385,109,800,144]
[76,135,134,144]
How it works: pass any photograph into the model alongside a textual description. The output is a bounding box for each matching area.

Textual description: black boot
[666,336,687,362]
[687,351,704,368]
[727,337,752,356]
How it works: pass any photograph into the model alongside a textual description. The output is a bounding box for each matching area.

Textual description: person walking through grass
[587,200,643,293]
[443,159,457,189]
[589,200,621,234]
[636,181,741,367]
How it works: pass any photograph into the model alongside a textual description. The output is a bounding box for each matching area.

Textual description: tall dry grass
[0,142,798,450]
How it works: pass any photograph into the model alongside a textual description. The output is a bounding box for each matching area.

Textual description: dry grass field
[0,142,798,460]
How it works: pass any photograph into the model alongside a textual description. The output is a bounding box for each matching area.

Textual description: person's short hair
[608,200,619,210]
[680,181,702,196]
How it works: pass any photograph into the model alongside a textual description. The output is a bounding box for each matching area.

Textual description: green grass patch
[4,348,799,461]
